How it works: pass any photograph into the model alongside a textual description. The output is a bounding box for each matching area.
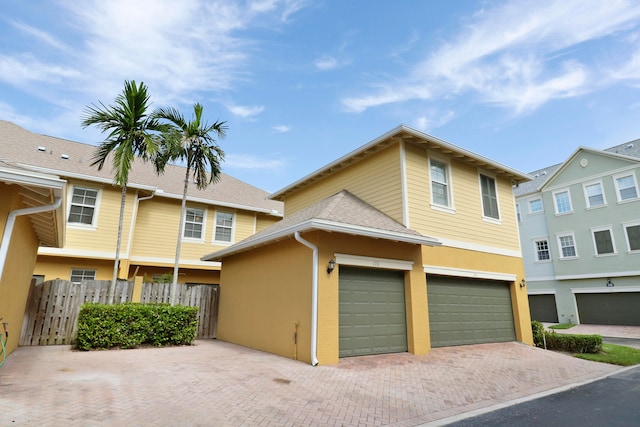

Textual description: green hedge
[531,321,602,354]
[76,303,199,350]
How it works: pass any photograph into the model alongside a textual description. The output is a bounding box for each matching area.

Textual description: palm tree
[82,80,166,304]
[153,103,227,305]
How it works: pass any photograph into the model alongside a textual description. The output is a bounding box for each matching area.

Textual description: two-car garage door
[339,267,517,356]
[427,275,516,348]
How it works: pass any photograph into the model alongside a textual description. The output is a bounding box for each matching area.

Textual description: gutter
[294,231,319,366]
[0,197,63,281]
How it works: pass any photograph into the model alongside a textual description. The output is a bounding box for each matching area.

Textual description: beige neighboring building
[0,120,283,285]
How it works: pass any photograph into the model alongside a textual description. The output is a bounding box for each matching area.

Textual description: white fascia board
[202,219,440,261]
[16,164,157,191]
[0,166,66,196]
[527,289,557,295]
[556,270,640,280]
[154,191,283,216]
[335,253,414,271]
[571,286,640,294]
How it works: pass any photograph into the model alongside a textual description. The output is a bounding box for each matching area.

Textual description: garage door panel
[576,293,640,326]
[427,275,516,347]
[340,267,407,357]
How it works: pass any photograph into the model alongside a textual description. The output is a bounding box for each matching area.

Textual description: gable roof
[0,120,283,216]
[513,141,640,197]
[270,124,532,201]
[202,190,440,261]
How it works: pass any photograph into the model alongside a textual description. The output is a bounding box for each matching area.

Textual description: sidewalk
[542,323,640,339]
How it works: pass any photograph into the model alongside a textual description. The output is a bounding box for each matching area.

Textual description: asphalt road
[447,365,640,427]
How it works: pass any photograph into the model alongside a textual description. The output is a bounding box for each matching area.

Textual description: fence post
[131,276,144,303]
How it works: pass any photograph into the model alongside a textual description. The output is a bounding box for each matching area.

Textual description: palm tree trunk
[108,186,127,304]
[170,166,190,306]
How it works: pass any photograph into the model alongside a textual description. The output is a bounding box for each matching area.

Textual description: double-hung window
[623,222,640,252]
[214,212,234,243]
[614,174,639,202]
[553,190,572,214]
[68,187,99,226]
[430,158,452,208]
[534,239,550,261]
[592,227,616,256]
[557,233,578,258]
[479,173,500,220]
[583,181,605,208]
[184,207,205,240]
[70,269,96,284]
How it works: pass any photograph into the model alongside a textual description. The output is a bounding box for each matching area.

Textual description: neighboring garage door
[339,266,407,357]
[528,294,559,323]
[427,275,516,347]
[576,292,640,326]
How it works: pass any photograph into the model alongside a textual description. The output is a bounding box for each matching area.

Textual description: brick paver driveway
[0,340,621,426]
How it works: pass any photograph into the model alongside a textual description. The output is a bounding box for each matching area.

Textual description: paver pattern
[0,340,621,426]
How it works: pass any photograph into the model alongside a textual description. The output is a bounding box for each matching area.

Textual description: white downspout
[0,197,63,281]
[294,231,319,366]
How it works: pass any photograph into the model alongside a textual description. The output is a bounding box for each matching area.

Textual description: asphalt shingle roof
[0,120,283,215]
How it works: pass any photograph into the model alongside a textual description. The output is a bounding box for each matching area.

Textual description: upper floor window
[184,207,205,240]
[70,268,96,284]
[557,233,578,259]
[68,187,99,226]
[583,181,605,208]
[623,222,640,252]
[534,239,550,261]
[592,227,616,256]
[429,158,452,208]
[528,198,543,214]
[614,173,639,202]
[214,212,234,243]
[553,190,572,215]
[479,174,500,220]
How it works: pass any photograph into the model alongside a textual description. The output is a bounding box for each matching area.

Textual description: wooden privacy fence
[20,279,133,346]
[140,282,220,340]
[19,280,220,346]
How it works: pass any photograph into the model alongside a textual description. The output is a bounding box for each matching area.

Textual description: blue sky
[2,1,640,193]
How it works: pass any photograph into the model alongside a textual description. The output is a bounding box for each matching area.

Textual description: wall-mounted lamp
[327,259,336,274]
[606,279,614,287]
[519,278,526,288]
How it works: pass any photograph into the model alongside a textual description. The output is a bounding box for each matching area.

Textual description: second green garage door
[339,267,407,357]
[427,275,516,347]
[576,292,640,326]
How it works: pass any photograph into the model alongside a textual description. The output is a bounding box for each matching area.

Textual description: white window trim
[613,172,639,203]
[182,206,207,243]
[478,171,501,224]
[622,220,640,253]
[67,185,102,230]
[556,232,579,259]
[212,210,235,245]
[582,179,607,209]
[428,155,455,214]
[590,225,617,257]
[532,237,552,263]
[527,197,544,215]
[70,268,96,284]
[552,188,573,215]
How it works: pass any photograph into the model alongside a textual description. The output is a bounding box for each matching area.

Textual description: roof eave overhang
[154,191,283,216]
[201,219,440,262]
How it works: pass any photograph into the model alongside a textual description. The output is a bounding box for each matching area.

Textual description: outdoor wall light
[519,278,526,288]
[327,259,336,274]
[606,279,614,287]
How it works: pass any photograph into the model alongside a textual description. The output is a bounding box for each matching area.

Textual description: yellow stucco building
[204,125,534,365]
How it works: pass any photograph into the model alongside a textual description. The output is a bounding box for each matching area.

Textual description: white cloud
[273,125,291,133]
[226,104,265,118]
[225,153,286,170]
[413,111,455,132]
[315,55,338,71]
[343,0,640,114]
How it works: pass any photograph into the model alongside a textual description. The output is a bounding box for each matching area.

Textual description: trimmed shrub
[77,303,199,351]
[531,320,545,348]
[544,332,603,354]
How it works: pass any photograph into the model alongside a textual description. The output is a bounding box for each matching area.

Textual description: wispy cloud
[273,125,291,133]
[315,55,339,71]
[226,103,265,118]
[414,111,455,132]
[225,153,286,170]
[343,0,640,115]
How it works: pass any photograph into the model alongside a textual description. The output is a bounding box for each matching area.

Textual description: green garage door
[339,267,407,357]
[528,294,559,323]
[576,293,640,326]
[427,275,516,347]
